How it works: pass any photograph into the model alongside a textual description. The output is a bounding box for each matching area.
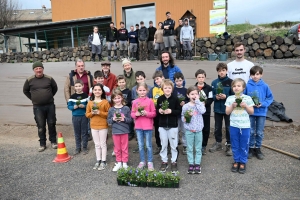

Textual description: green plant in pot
[184,109,193,123]
[235,92,243,107]
[251,90,260,106]
[216,82,224,94]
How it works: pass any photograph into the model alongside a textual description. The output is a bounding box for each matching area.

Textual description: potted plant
[92,102,99,110]
[177,93,186,102]
[161,100,169,111]
[137,102,145,115]
[251,90,260,106]
[117,167,128,186]
[235,92,243,107]
[75,96,81,106]
[216,82,224,94]
[147,171,155,187]
[154,172,165,187]
[114,108,122,122]
[184,109,193,123]
[199,90,207,103]
[137,170,147,187]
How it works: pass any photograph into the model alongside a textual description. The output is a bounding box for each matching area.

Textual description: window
[123,4,155,30]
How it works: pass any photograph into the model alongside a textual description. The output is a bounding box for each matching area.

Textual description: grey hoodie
[180,18,194,42]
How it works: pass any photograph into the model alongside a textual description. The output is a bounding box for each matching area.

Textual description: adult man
[147,21,157,60]
[101,61,117,92]
[118,21,129,59]
[227,42,254,83]
[23,61,58,152]
[122,58,136,90]
[138,21,149,61]
[175,19,183,59]
[128,25,138,60]
[135,24,140,61]
[106,22,118,61]
[163,12,176,58]
[180,18,194,60]
[88,26,104,62]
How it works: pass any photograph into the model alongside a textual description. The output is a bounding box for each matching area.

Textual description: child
[194,69,213,155]
[225,78,254,174]
[90,70,111,102]
[157,79,182,173]
[107,89,132,171]
[116,75,132,108]
[244,66,273,160]
[86,83,111,171]
[131,71,152,100]
[67,80,89,155]
[131,83,156,170]
[173,72,188,155]
[181,86,206,174]
[149,70,165,155]
[210,63,234,156]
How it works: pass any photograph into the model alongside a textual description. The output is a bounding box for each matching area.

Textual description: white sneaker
[93,161,100,170]
[123,162,128,169]
[112,163,122,172]
[112,151,115,156]
[98,162,107,171]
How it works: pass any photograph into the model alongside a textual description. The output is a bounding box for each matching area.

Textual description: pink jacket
[131,97,156,130]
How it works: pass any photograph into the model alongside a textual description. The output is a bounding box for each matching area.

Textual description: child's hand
[240,102,247,108]
[141,110,147,116]
[220,94,226,99]
[216,94,221,100]
[195,94,200,100]
[79,104,85,108]
[255,103,262,108]
[159,108,164,114]
[74,105,78,109]
[180,101,185,106]
[120,115,125,122]
[164,109,172,114]
[232,102,237,108]
[92,110,99,115]
[135,111,141,117]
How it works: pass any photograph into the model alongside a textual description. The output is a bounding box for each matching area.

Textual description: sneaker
[112,163,122,172]
[171,162,178,174]
[88,134,93,141]
[123,162,128,169]
[202,147,207,155]
[137,162,145,169]
[93,161,101,170]
[159,162,168,172]
[209,142,223,153]
[51,143,58,149]
[182,146,187,155]
[231,162,239,173]
[194,165,201,174]
[248,148,256,159]
[187,164,194,174]
[38,146,46,152]
[112,151,115,156]
[133,147,139,153]
[148,162,154,171]
[153,147,161,155]
[256,148,264,160]
[225,143,233,156]
[74,148,81,155]
[239,163,246,174]
[82,148,88,155]
[98,162,107,171]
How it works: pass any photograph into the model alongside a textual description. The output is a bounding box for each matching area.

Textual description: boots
[108,50,111,61]
[184,50,188,60]
[225,143,232,156]
[132,52,136,61]
[248,148,256,159]
[256,148,264,160]
[98,54,103,61]
[189,50,193,60]
[113,50,118,60]
[91,53,96,62]
[154,50,158,60]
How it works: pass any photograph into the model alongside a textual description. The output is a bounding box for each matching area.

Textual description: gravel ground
[0,124,299,200]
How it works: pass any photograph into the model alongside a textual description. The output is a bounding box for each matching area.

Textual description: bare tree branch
[0,0,21,29]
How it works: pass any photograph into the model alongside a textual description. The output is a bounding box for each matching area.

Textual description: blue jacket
[211,75,234,114]
[67,93,89,116]
[128,31,138,43]
[155,64,185,86]
[244,79,273,117]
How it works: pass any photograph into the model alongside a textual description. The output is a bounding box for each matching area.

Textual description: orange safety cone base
[53,155,72,163]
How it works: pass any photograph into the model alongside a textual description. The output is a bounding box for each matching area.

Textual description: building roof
[14,8,52,22]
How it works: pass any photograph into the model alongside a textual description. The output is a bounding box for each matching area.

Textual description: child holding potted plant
[225,78,254,174]
[86,83,111,171]
[107,89,133,172]
[131,83,156,171]
[181,86,206,174]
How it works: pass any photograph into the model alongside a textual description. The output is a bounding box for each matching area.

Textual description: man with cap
[101,61,117,92]
[23,61,58,152]
[122,58,136,90]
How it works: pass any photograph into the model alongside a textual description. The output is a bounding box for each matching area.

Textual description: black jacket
[106,27,118,42]
[148,26,157,41]
[117,28,128,41]
[88,32,104,47]
[120,88,132,107]
[156,94,182,128]
[174,25,183,39]
[194,82,214,116]
[163,18,175,36]
[138,26,149,41]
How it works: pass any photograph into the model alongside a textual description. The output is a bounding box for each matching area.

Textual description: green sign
[213,0,226,9]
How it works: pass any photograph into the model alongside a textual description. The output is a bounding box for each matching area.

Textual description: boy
[149,70,165,155]
[67,80,89,155]
[157,79,182,173]
[194,69,213,155]
[244,66,273,160]
[210,63,234,156]
[91,70,111,102]
[131,71,152,100]
[173,72,188,155]
[116,75,131,107]
[128,25,138,60]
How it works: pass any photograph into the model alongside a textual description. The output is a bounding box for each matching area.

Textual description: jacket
[106,27,118,42]
[148,26,157,41]
[131,97,156,130]
[117,28,128,41]
[123,69,136,90]
[67,93,89,116]
[174,25,183,39]
[266,100,293,123]
[211,75,234,114]
[128,31,138,43]
[156,94,182,128]
[88,32,103,47]
[119,88,132,107]
[155,64,185,86]
[180,18,194,42]
[107,106,132,134]
[149,86,164,106]
[85,100,110,129]
[181,99,206,132]
[244,79,274,117]
[64,70,93,102]
[138,26,149,41]
[154,29,164,43]
[194,82,213,116]
[103,71,117,92]
[163,18,175,36]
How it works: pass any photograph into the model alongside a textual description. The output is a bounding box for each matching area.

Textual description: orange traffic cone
[53,132,72,163]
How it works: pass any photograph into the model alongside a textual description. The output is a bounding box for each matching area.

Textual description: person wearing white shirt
[88,26,104,62]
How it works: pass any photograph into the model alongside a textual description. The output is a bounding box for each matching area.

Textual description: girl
[107,89,132,172]
[131,83,156,171]
[86,83,110,171]
[181,86,206,174]
[153,22,164,60]
[225,78,254,174]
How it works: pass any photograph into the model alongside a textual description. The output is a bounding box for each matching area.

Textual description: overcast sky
[18,0,300,25]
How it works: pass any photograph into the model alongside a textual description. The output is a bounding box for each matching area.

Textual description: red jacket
[103,71,117,92]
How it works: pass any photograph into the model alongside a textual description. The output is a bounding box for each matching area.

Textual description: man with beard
[227,42,254,83]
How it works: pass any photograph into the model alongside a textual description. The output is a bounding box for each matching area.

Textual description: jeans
[136,129,153,162]
[33,103,57,146]
[186,130,203,165]
[72,115,88,149]
[159,127,178,163]
[214,113,230,143]
[230,126,250,164]
[249,116,266,148]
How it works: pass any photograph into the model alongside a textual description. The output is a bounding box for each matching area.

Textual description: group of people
[23,41,274,175]
[88,11,195,62]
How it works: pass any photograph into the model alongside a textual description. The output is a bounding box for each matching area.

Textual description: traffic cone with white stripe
[53,132,72,163]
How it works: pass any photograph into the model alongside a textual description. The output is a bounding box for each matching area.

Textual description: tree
[0,0,21,29]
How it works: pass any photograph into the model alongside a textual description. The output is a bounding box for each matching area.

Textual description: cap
[101,61,111,66]
[32,61,44,70]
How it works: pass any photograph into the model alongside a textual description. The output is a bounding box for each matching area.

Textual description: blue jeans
[136,129,153,162]
[72,116,88,149]
[185,130,203,165]
[249,116,266,148]
[230,126,250,164]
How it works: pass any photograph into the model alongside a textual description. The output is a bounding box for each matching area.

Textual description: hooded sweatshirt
[180,18,194,42]
[131,97,156,130]
[244,79,274,116]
